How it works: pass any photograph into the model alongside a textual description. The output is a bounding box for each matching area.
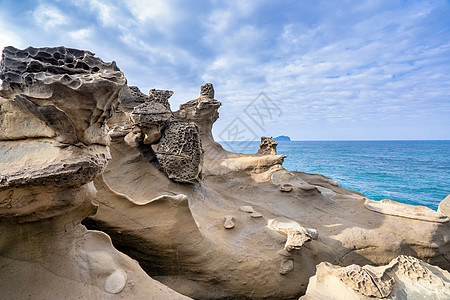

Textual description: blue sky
[1,0,449,140]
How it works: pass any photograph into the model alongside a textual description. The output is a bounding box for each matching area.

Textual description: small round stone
[104,269,127,294]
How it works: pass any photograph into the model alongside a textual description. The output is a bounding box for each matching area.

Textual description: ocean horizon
[218,140,450,211]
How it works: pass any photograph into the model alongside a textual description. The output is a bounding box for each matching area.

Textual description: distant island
[273,135,291,141]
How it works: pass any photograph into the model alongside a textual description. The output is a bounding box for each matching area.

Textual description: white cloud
[124,0,177,27]
[0,0,448,140]
[33,4,68,28]
[73,0,124,28]
[68,28,92,41]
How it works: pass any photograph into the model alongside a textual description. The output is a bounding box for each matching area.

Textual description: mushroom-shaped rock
[268,217,318,251]
[130,101,173,144]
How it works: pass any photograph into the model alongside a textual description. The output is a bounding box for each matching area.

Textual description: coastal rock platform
[1,46,450,299]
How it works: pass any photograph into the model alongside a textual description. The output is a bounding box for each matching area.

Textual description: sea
[219,140,450,211]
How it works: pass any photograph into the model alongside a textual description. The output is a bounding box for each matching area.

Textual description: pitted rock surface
[149,89,173,110]
[0,46,126,145]
[156,122,203,183]
[176,83,221,125]
[258,136,278,155]
[200,83,214,98]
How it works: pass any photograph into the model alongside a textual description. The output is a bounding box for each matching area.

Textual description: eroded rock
[365,198,449,223]
[257,136,278,155]
[268,217,318,251]
[301,255,450,300]
[438,194,450,218]
[156,122,203,183]
[224,216,235,229]
[0,46,125,145]
[0,46,190,300]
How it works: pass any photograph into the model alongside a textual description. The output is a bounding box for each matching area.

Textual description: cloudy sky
[1,0,449,140]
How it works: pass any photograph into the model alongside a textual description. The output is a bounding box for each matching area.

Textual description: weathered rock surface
[0,46,125,145]
[108,84,203,183]
[0,46,190,300]
[175,83,225,159]
[438,194,450,218]
[365,198,449,223]
[257,136,278,155]
[268,217,319,252]
[300,255,450,300]
[156,121,203,183]
[5,46,449,299]
[86,80,450,299]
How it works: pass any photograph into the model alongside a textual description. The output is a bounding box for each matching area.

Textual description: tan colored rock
[0,46,190,300]
[268,217,319,251]
[279,184,293,192]
[438,194,450,217]
[175,83,225,159]
[240,205,256,213]
[257,136,278,155]
[250,212,263,218]
[87,80,450,299]
[223,216,235,229]
[301,255,450,300]
[0,46,125,145]
[155,121,203,183]
[365,198,449,223]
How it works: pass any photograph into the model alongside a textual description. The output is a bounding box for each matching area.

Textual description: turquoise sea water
[219,140,450,210]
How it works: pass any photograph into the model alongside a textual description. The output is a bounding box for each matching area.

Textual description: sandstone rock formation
[438,194,450,218]
[300,255,450,300]
[108,84,203,183]
[175,82,224,158]
[3,46,450,300]
[0,46,190,300]
[85,80,450,299]
[257,136,278,155]
[155,121,203,183]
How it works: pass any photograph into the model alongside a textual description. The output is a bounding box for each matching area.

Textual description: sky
[0,0,449,140]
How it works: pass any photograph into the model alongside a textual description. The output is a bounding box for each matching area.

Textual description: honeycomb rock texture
[156,122,203,183]
[258,136,278,155]
[0,46,190,300]
[119,86,173,112]
[200,82,214,98]
[149,89,173,110]
[0,46,126,145]
[301,255,450,300]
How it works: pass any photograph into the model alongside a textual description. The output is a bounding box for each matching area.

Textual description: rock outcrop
[3,46,450,300]
[0,46,190,300]
[86,79,450,299]
[175,82,224,158]
[257,136,278,155]
[108,84,203,183]
[300,255,450,300]
[155,121,203,183]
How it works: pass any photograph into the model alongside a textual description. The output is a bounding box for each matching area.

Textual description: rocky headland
[1,46,450,299]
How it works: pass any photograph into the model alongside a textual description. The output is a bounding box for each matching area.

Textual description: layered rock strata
[0,46,190,300]
[3,46,449,299]
[86,80,450,299]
